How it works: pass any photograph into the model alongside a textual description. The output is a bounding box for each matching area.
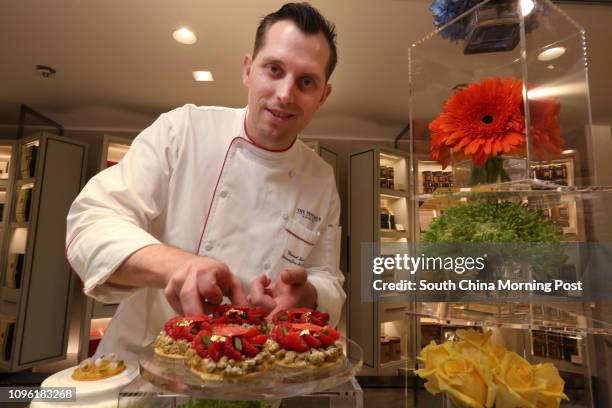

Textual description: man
[66,2,345,361]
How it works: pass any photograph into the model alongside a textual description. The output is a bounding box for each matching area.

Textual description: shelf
[411,300,612,335]
[379,230,408,239]
[530,356,584,375]
[379,357,410,369]
[0,299,18,317]
[92,302,118,319]
[0,287,20,304]
[16,178,35,187]
[379,152,405,162]
[0,179,8,188]
[380,188,408,199]
[10,222,28,229]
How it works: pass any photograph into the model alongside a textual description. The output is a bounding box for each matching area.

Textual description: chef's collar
[238,107,299,159]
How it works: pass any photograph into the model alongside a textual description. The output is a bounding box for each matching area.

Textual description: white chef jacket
[66,104,345,361]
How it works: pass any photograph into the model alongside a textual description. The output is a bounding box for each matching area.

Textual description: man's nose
[276,77,295,104]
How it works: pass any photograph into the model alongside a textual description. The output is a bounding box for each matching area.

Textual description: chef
[66,2,345,361]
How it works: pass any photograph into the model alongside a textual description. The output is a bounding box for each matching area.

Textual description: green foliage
[423,200,561,243]
[422,200,566,279]
[179,399,272,408]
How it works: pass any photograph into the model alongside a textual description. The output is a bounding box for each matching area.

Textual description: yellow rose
[456,329,493,347]
[416,341,496,408]
[494,352,569,408]
[455,329,507,373]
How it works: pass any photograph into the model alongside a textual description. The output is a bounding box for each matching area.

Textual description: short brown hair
[253,2,337,81]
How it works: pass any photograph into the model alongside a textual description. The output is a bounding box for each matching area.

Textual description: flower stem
[470,155,510,185]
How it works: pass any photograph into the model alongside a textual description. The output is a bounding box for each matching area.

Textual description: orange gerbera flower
[525,93,563,161]
[430,77,526,167]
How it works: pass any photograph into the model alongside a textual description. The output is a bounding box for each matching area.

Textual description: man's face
[243,20,332,150]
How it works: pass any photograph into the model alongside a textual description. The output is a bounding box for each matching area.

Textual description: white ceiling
[1,0,611,140]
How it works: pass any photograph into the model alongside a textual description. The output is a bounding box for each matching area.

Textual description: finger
[164,281,184,315]
[211,265,249,306]
[249,275,266,302]
[281,268,308,286]
[179,271,205,315]
[229,277,249,307]
[199,272,224,305]
[249,275,276,310]
[267,300,293,323]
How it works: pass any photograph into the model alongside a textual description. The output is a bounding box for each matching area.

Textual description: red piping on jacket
[242,111,296,152]
[197,114,297,252]
[284,228,315,246]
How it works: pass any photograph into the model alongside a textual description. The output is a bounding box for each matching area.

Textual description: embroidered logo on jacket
[282,250,306,266]
[296,208,321,226]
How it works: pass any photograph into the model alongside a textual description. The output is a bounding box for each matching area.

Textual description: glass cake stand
[138,338,363,400]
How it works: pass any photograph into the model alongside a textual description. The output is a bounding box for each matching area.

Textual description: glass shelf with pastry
[138,305,362,400]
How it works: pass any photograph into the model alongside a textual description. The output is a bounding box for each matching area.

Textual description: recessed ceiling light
[192,71,214,82]
[547,64,555,70]
[538,47,566,62]
[520,0,535,17]
[172,27,197,45]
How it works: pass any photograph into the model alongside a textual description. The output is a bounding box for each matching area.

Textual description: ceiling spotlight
[172,27,197,45]
[192,71,214,82]
[547,64,555,70]
[520,0,535,17]
[35,64,56,78]
[538,47,566,62]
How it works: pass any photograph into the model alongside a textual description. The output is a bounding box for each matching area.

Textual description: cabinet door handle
[385,307,406,312]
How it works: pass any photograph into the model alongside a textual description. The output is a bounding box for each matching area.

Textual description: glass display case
[117,375,363,408]
[407,0,610,406]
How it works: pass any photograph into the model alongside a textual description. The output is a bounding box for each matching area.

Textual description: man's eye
[268,64,280,75]
[300,77,314,88]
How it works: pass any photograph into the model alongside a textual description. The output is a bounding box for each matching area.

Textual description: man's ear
[319,83,332,107]
[242,54,253,86]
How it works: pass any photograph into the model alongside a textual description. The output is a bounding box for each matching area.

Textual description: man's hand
[164,256,248,315]
[248,267,317,320]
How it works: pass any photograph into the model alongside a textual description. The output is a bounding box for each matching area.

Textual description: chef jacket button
[263,262,271,270]
[205,244,214,251]
[219,190,228,198]
[282,213,289,221]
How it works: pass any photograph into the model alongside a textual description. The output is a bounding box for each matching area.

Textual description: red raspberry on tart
[187,324,274,379]
[271,307,330,326]
[212,305,268,325]
[155,316,212,359]
[271,322,343,368]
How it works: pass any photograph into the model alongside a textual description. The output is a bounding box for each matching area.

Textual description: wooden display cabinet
[0,134,87,371]
[348,146,415,374]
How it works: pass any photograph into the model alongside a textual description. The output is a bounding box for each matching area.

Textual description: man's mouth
[266,108,294,119]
